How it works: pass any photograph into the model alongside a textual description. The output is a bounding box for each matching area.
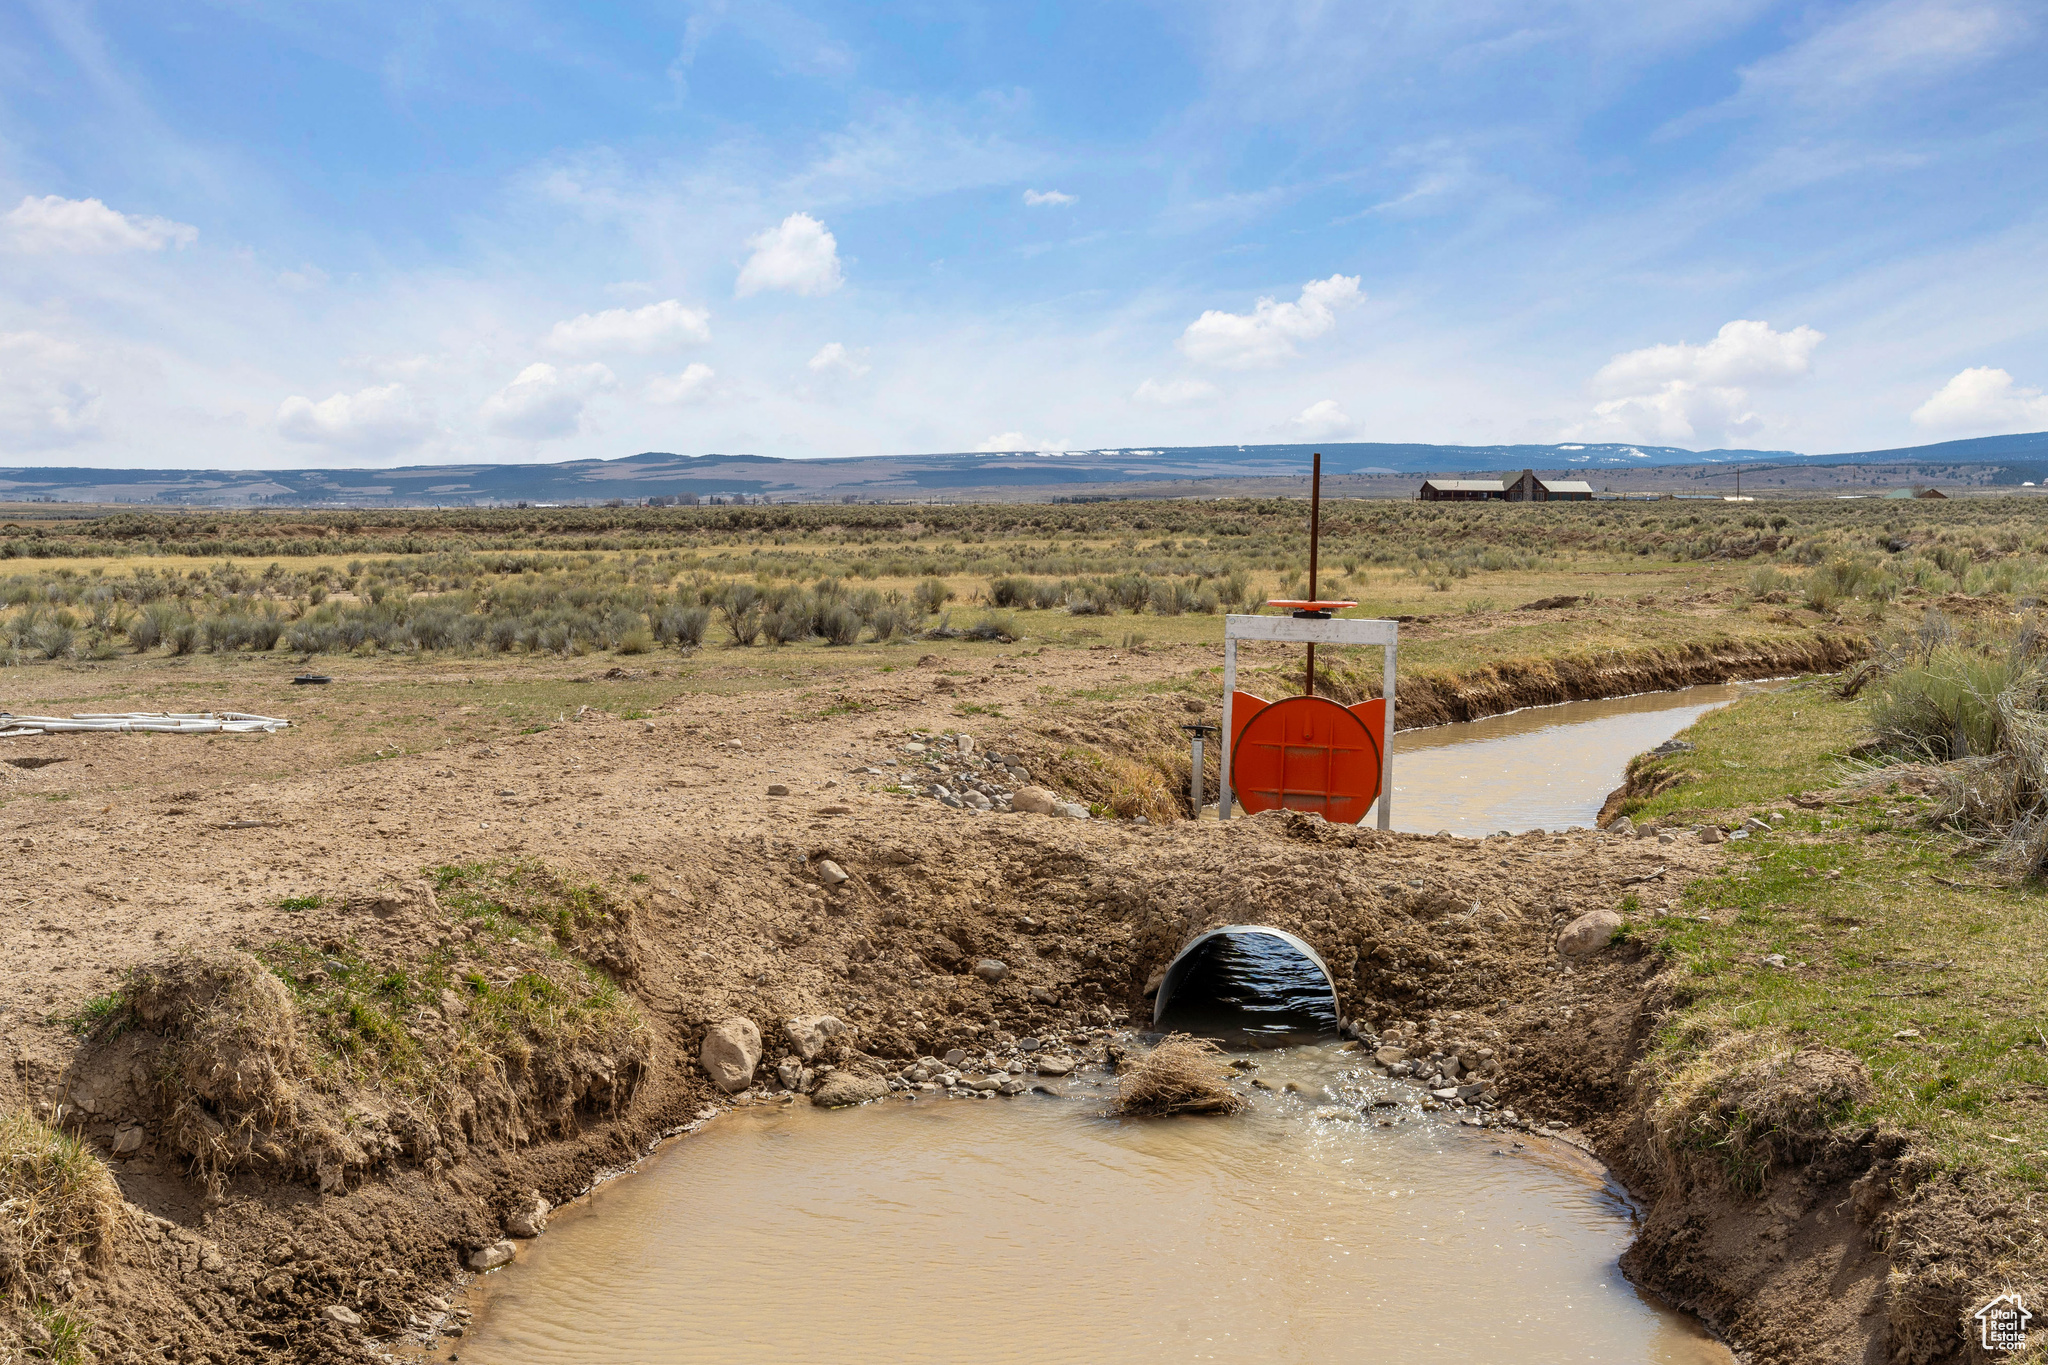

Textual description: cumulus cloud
[1178,275,1364,369]
[276,383,435,452]
[1570,319,1825,444]
[1289,399,1359,440]
[1023,188,1077,206]
[1911,366,2048,434]
[646,363,717,405]
[1132,377,1218,407]
[2,195,197,253]
[546,299,711,354]
[807,342,870,377]
[480,362,617,440]
[0,331,102,448]
[736,212,844,297]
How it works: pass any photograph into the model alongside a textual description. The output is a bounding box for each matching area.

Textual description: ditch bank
[1316,630,1868,729]
[1,796,1991,1365]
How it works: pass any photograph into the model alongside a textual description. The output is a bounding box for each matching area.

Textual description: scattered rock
[1011,786,1060,815]
[466,1242,516,1271]
[1033,1055,1075,1077]
[1698,825,1726,845]
[323,1305,362,1328]
[964,1075,1002,1092]
[506,1193,550,1239]
[944,1047,968,1065]
[974,959,1008,984]
[1373,1045,1408,1067]
[811,1072,889,1107]
[1059,802,1091,820]
[112,1125,144,1155]
[1604,815,1634,836]
[996,1077,1028,1095]
[1556,908,1624,957]
[767,784,790,796]
[784,1014,845,1061]
[816,860,849,886]
[700,1017,763,1093]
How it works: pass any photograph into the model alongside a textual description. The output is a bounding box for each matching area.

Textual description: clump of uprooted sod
[66,860,652,1200]
[1115,1034,1247,1116]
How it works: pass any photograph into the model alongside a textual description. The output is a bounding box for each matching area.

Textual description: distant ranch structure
[1418,469,1595,502]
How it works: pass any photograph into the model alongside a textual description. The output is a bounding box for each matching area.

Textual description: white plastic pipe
[0,711,290,737]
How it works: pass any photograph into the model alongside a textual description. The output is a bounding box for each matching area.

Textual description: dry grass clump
[1115,1035,1248,1117]
[0,1109,122,1298]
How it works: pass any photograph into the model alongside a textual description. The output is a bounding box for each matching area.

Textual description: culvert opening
[1152,926,1340,1048]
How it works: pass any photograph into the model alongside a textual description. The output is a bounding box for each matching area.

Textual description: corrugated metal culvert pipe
[1151,925,1341,1047]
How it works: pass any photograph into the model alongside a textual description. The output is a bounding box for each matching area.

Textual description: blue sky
[2,0,2044,467]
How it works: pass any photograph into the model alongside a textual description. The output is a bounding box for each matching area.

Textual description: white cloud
[646,362,717,405]
[2,195,197,253]
[1289,398,1358,440]
[1591,319,1825,393]
[546,299,711,354]
[807,342,870,377]
[480,362,617,440]
[276,383,435,452]
[1178,275,1364,369]
[1911,367,2048,434]
[1023,188,1077,207]
[1570,319,1825,444]
[1132,377,1218,407]
[736,212,843,297]
[0,331,102,448]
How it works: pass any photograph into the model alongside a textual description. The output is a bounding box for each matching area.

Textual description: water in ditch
[1389,681,1762,837]
[449,1046,1733,1365]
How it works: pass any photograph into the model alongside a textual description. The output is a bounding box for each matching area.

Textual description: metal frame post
[1379,638,1395,831]
[1220,638,1237,818]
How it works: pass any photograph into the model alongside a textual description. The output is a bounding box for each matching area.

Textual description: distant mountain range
[5,430,2046,507]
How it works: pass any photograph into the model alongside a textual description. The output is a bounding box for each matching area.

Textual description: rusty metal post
[1305,451,1321,696]
[1181,722,1218,820]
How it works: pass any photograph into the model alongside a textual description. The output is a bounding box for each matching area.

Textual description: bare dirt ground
[0,644,1953,1363]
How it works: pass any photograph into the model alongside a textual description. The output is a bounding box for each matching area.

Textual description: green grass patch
[1635,687,2048,1188]
[277,893,325,912]
[53,989,128,1039]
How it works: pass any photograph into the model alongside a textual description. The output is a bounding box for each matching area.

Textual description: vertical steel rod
[1189,734,1204,819]
[1305,451,1321,697]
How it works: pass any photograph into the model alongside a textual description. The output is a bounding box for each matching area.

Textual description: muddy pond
[446,687,1755,1362]
[452,1047,1732,1365]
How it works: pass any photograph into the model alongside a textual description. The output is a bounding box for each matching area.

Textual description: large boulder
[701,1017,762,1093]
[784,1014,845,1062]
[1011,786,1060,815]
[1557,909,1624,958]
[811,1072,888,1108]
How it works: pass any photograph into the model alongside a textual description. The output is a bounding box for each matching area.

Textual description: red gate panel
[1231,695,1383,824]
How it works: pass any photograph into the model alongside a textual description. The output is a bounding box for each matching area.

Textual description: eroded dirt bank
[1320,629,1870,728]
[0,647,1991,1365]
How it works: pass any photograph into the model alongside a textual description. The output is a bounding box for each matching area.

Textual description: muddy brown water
[1389,682,1763,837]
[452,1048,1734,1365]
[449,692,1754,1362]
